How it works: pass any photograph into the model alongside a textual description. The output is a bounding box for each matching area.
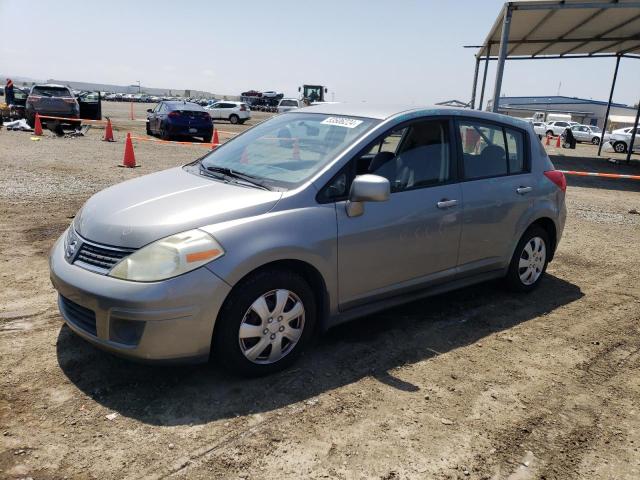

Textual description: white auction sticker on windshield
[321,117,363,129]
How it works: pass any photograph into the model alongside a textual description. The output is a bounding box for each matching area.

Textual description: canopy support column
[470,56,480,109]
[478,46,490,110]
[625,99,640,164]
[492,5,512,112]
[598,55,621,156]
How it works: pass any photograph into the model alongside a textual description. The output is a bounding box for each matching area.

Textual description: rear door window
[458,121,508,179]
[505,129,525,174]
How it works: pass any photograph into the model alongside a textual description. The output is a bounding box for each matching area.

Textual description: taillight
[544,170,566,192]
[27,95,41,104]
[168,111,180,118]
[240,104,246,111]
[203,112,211,121]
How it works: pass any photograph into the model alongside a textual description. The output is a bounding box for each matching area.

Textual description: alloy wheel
[238,289,305,364]
[518,236,546,286]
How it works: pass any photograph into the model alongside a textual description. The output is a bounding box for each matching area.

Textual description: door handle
[437,199,458,209]
[516,186,533,195]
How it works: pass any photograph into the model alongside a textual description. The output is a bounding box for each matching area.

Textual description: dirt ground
[1,102,640,480]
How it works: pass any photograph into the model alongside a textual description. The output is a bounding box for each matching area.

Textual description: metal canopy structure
[469,0,640,162]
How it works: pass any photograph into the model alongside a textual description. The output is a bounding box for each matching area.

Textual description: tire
[504,225,550,293]
[146,122,152,136]
[238,120,246,125]
[212,269,316,376]
[546,130,554,137]
[613,141,627,153]
[160,122,171,140]
[591,137,600,145]
[202,130,213,143]
[229,114,239,124]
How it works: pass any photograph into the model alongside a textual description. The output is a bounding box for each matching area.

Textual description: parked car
[532,121,547,138]
[205,101,251,124]
[545,121,573,136]
[25,84,80,127]
[607,129,640,153]
[50,104,566,375]
[570,124,609,145]
[0,87,29,120]
[146,100,213,142]
[277,98,302,113]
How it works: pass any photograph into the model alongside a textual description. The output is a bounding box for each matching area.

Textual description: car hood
[74,166,283,248]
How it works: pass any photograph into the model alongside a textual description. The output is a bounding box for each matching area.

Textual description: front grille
[60,295,97,336]
[73,240,135,274]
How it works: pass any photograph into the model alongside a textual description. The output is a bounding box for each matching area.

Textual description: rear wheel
[504,225,550,292]
[546,130,554,137]
[613,141,627,153]
[212,269,316,376]
[202,130,213,143]
[229,114,239,124]
[591,136,600,145]
[160,122,171,140]
[146,122,152,136]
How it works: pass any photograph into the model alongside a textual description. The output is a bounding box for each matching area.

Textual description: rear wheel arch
[529,217,557,261]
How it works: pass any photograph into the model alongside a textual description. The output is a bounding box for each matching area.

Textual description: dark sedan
[146,101,213,142]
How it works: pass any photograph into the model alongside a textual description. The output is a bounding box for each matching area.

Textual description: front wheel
[229,114,239,124]
[212,269,316,376]
[504,226,550,292]
[613,141,627,153]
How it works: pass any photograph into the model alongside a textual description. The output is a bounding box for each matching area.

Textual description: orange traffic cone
[555,135,561,148]
[120,133,138,168]
[292,138,300,160]
[211,128,219,149]
[103,118,115,142]
[545,134,551,146]
[34,113,43,136]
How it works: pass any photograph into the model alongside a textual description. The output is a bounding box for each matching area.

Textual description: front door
[77,91,101,120]
[335,118,462,309]
[455,119,534,275]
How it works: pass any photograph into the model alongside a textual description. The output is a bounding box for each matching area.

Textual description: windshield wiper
[201,164,270,190]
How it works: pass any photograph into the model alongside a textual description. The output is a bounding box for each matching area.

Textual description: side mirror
[146,108,152,113]
[346,174,390,217]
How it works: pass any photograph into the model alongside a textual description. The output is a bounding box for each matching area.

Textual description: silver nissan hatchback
[50,104,566,375]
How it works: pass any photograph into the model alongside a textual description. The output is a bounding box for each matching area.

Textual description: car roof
[163,101,205,110]
[32,84,69,89]
[298,103,532,128]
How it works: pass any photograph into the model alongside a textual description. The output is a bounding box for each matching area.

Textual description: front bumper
[49,236,231,363]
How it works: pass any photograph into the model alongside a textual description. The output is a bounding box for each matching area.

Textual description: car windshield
[31,86,72,98]
[199,112,378,189]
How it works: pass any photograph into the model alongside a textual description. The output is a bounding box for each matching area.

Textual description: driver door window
[367,120,451,192]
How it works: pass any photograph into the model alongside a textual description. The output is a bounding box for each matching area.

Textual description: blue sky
[1,0,638,106]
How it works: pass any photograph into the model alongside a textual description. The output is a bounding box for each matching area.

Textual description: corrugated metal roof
[479,0,640,58]
[497,95,632,107]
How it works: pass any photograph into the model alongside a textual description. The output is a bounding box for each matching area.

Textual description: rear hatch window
[31,86,72,98]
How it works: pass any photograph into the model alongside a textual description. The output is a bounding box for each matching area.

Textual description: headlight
[64,226,80,261]
[109,229,224,282]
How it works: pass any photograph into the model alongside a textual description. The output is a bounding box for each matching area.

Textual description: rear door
[455,119,533,276]
[77,91,102,120]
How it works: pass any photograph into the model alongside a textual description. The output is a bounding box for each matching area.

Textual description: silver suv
[50,105,567,375]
